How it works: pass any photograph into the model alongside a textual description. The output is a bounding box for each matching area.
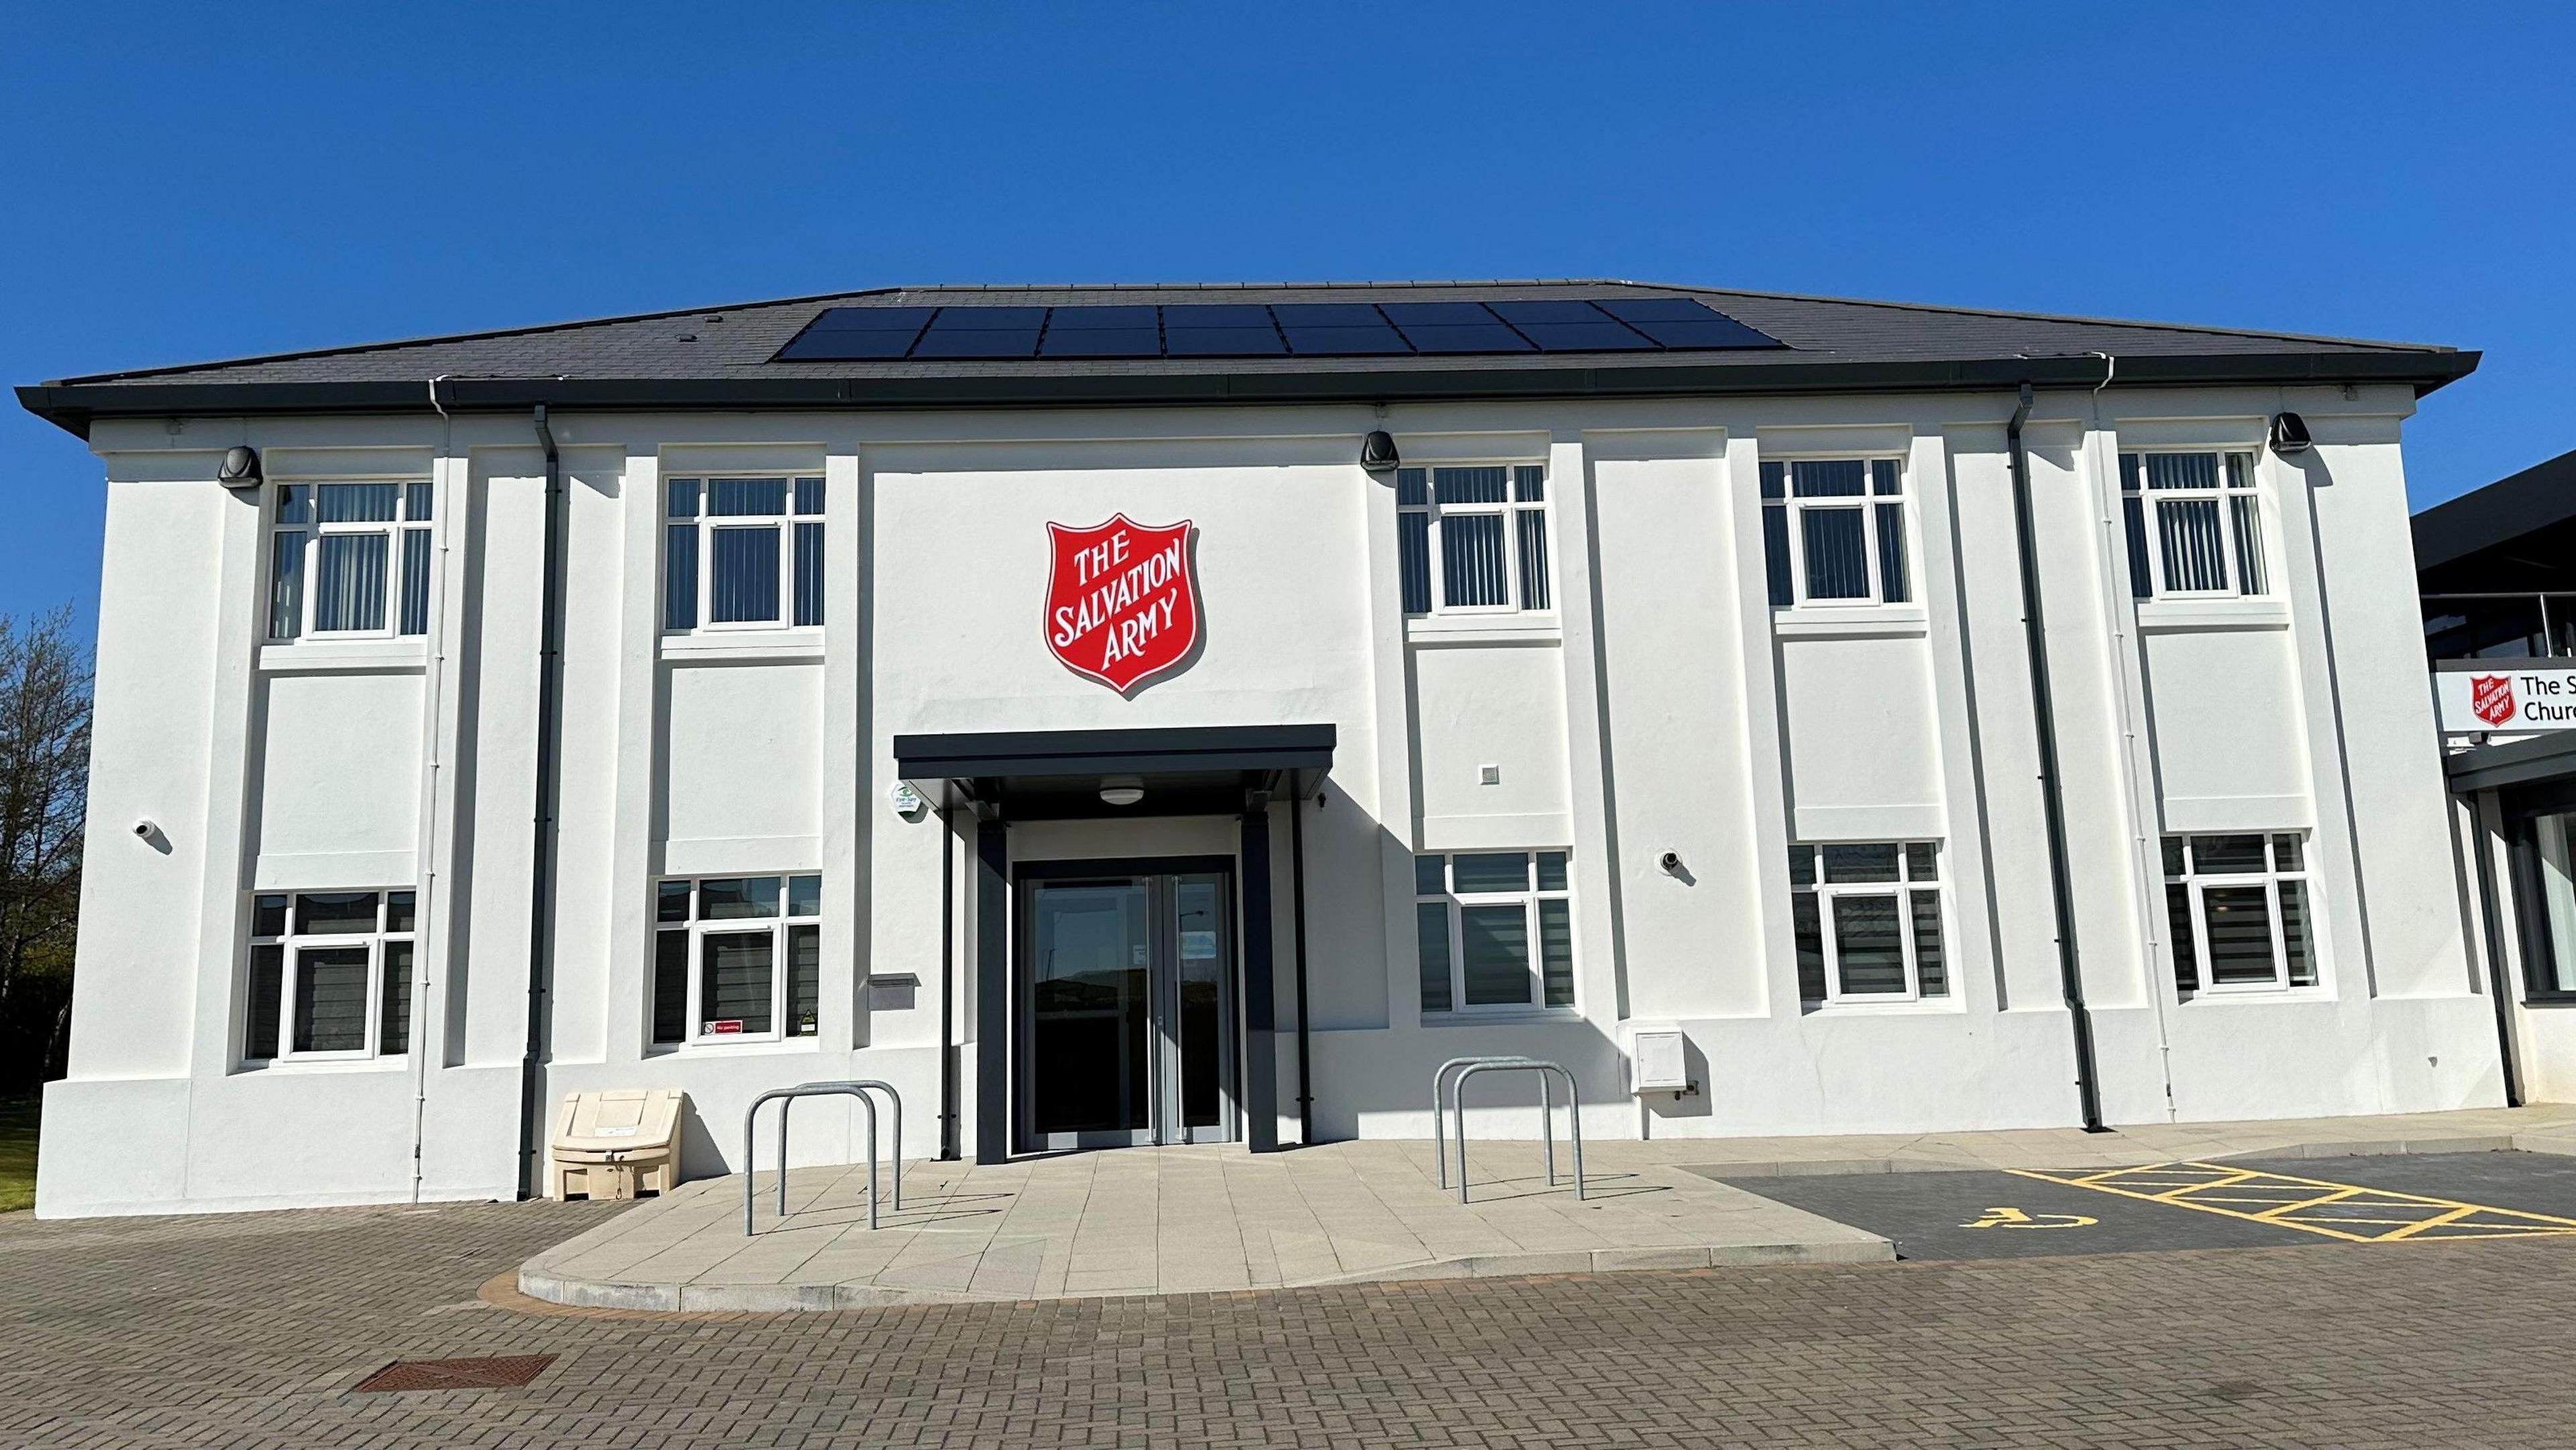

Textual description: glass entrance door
[1020,866,1235,1150]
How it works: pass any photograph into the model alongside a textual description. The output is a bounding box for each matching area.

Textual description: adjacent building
[17,281,2496,1216]
[2419,446,2576,1103]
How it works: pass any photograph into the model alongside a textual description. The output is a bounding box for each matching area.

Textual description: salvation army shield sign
[1044,515,1201,694]
[2472,674,2518,727]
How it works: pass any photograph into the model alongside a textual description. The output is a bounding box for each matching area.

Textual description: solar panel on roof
[1516,323,1653,352]
[1271,303,1393,328]
[1044,305,1158,330]
[1593,297,1714,323]
[1278,324,1411,356]
[1163,327,1285,356]
[912,329,1038,358]
[769,295,1782,363]
[1379,301,1502,327]
[925,307,1046,329]
[1273,303,1409,356]
[1486,300,1615,326]
[775,329,921,360]
[1161,303,1274,329]
[805,305,938,332]
[1394,323,1534,354]
[1039,328,1161,358]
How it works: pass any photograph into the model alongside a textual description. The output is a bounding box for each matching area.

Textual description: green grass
[0,1096,38,1213]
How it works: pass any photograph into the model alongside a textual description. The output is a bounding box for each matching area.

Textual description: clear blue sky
[7,3,2569,635]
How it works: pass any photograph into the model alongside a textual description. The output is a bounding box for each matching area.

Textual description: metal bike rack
[743,1080,904,1235]
[1434,1057,1583,1204]
[1432,1055,1555,1190]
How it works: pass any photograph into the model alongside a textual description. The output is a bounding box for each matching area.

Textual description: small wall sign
[1044,514,1201,694]
[2436,660,2576,733]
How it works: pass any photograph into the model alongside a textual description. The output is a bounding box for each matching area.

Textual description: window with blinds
[652,874,823,1045]
[663,476,826,633]
[1396,464,1554,619]
[2119,450,2269,600]
[243,889,416,1063]
[266,482,435,641]
[1760,458,1911,609]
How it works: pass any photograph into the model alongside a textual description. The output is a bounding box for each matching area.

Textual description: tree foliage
[0,609,89,1092]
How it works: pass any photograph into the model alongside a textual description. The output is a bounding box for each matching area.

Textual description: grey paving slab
[515,1104,2576,1311]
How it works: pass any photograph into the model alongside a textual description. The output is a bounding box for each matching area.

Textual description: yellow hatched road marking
[2008,1161,2576,1244]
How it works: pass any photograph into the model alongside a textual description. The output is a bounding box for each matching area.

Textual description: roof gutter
[15,350,2480,440]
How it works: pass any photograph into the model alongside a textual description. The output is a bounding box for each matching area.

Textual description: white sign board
[2435,662,2576,733]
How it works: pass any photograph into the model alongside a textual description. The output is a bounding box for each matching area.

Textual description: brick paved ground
[7,1196,2576,1448]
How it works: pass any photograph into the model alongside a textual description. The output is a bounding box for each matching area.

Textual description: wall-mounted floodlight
[2269,413,2313,456]
[1360,430,1400,474]
[216,446,264,490]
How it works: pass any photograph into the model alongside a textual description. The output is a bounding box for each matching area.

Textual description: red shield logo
[1044,515,1201,694]
[2471,674,2518,727]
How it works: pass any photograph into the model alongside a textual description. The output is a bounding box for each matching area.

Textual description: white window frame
[653,874,824,1047]
[662,476,826,635]
[2163,833,2318,996]
[1413,850,1576,1015]
[1762,456,1912,610]
[2121,449,2270,601]
[1397,462,1555,618]
[265,479,435,642]
[1788,842,1946,1004]
[244,890,415,1064]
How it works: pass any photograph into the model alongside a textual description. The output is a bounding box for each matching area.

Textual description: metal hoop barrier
[743,1080,905,1235]
[1432,1056,1556,1190]
[1441,1059,1583,1204]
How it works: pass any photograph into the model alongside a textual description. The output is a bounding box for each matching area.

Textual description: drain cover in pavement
[354,1354,555,1392]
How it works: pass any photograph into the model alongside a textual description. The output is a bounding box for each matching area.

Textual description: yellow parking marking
[2006,1161,2576,1244]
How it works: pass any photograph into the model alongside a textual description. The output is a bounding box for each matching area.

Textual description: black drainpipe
[2471,798,2524,1106]
[1289,782,1315,1145]
[2006,383,2108,1133]
[516,404,569,1196]
[938,803,961,1157]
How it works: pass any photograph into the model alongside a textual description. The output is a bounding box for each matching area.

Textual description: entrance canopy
[895,724,1334,819]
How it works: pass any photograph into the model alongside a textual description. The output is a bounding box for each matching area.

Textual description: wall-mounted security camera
[1659,850,1684,874]
[133,818,158,839]
[215,446,263,491]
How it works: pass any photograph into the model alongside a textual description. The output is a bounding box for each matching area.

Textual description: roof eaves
[17,347,2482,441]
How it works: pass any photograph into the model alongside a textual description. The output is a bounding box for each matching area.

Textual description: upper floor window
[2164,833,2315,994]
[245,889,415,1062]
[1789,841,1946,1002]
[266,482,434,641]
[653,874,822,1044]
[1414,850,1574,1014]
[1397,465,1553,617]
[2120,451,2268,600]
[1761,459,1911,607]
[664,476,825,633]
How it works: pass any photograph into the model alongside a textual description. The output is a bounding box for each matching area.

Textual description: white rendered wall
[38,384,2503,1216]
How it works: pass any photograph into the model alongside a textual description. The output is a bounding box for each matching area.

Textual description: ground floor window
[244,890,415,1061]
[1413,850,1574,1015]
[2518,808,2576,998]
[1789,842,1946,1002]
[2164,833,2316,994]
[653,875,821,1044]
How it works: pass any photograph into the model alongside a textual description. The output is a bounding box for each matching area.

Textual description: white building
[17,282,2499,1218]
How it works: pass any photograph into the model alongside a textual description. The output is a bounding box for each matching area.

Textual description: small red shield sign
[1044,515,1201,694]
[2472,674,2518,727]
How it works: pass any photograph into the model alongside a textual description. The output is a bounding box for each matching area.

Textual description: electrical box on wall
[1629,1028,1695,1095]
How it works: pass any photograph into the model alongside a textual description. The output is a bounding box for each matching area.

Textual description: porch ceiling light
[1099,775,1144,807]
